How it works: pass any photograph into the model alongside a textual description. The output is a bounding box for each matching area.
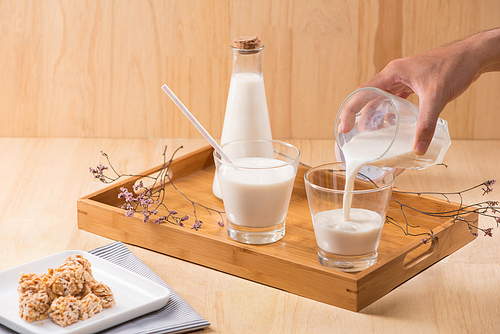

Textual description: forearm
[466,28,500,74]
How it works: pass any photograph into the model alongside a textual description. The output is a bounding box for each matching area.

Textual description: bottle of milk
[212,36,273,200]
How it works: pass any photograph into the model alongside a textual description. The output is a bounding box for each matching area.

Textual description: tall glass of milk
[335,87,451,170]
[214,140,300,245]
[212,36,273,200]
[304,163,394,272]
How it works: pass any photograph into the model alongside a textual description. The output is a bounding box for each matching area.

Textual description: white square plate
[0,250,170,334]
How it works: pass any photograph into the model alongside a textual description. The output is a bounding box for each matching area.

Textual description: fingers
[413,96,442,155]
[337,94,370,133]
[337,109,356,134]
[357,97,389,132]
[337,89,386,133]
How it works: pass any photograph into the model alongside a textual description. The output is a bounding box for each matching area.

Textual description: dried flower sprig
[386,179,499,243]
[90,146,224,230]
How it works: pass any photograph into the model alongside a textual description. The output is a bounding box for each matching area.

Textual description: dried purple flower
[422,238,428,245]
[118,187,134,202]
[90,146,225,229]
[142,210,150,224]
[485,228,493,237]
[154,216,166,224]
[121,203,131,210]
[89,163,108,182]
[486,201,499,214]
[192,220,203,231]
[482,179,496,195]
[97,164,107,173]
[133,180,144,191]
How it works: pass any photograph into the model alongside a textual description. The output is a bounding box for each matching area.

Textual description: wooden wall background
[0,0,499,139]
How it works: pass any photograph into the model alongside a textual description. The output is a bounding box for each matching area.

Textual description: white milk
[318,124,441,256]
[342,123,446,176]
[341,124,419,221]
[218,157,295,228]
[213,72,273,199]
[313,208,383,255]
[220,73,272,144]
[322,125,403,253]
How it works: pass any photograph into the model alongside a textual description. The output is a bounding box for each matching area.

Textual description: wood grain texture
[1,138,500,332]
[0,0,499,139]
[77,145,477,311]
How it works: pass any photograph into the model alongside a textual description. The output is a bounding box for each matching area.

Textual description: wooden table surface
[1,138,499,333]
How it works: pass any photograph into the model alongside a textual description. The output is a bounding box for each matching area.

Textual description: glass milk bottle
[212,36,273,200]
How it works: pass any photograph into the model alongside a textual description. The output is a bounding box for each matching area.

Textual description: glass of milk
[214,139,300,245]
[335,87,451,170]
[304,163,394,272]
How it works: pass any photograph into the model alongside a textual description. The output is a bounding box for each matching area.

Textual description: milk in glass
[313,208,383,255]
[311,88,450,261]
[218,157,295,228]
[313,122,443,255]
[313,126,411,256]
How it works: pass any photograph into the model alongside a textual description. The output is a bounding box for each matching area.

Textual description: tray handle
[397,218,476,274]
[402,236,438,270]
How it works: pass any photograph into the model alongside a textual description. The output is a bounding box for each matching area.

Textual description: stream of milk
[341,125,408,221]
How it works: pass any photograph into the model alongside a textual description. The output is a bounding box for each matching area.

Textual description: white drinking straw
[161,84,234,163]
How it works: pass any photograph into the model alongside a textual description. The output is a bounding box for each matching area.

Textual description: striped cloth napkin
[89,242,210,334]
[0,242,210,334]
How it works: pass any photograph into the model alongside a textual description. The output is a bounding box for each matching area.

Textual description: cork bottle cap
[232,36,261,49]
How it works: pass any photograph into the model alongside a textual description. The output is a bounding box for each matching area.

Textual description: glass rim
[304,162,395,194]
[213,139,301,170]
[334,87,400,162]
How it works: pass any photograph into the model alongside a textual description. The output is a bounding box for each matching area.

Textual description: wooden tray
[77,145,477,312]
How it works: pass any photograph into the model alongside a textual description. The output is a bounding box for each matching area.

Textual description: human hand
[356,28,500,155]
[359,45,479,154]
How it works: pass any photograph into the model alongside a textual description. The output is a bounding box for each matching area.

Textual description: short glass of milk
[214,139,300,245]
[304,163,394,272]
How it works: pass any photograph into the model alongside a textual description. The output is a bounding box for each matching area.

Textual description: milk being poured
[341,123,446,221]
[310,125,401,257]
[310,127,401,257]
[341,125,405,221]
[311,87,450,260]
[311,123,442,257]
[310,128,396,256]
